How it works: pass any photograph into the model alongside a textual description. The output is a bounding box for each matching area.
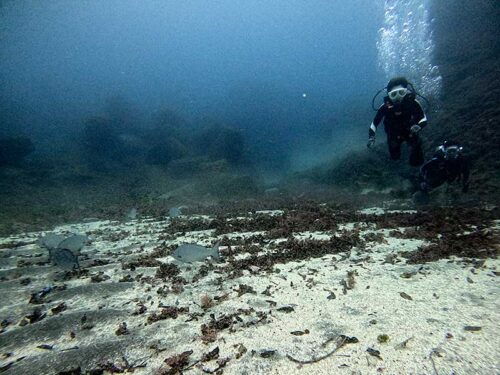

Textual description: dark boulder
[0,136,35,167]
[146,137,188,166]
[82,116,120,157]
[197,125,245,164]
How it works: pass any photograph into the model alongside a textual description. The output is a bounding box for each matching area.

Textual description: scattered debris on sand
[0,204,498,374]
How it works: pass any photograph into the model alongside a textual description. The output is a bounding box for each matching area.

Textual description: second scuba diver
[419,140,470,194]
[367,77,428,166]
[413,140,470,205]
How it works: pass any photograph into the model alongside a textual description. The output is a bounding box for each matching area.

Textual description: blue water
[0,4,497,374]
[0,0,440,170]
[377,0,442,99]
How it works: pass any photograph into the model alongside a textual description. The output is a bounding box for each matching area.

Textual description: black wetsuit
[369,95,427,166]
[419,150,470,193]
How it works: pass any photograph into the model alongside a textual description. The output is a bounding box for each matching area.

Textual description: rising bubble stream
[377,0,442,99]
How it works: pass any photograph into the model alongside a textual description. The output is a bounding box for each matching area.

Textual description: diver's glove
[367,136,375,148]
[410,124,422,134]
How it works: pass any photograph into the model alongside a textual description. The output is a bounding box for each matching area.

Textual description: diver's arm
[369,105,385,138]
[413,100,428,129]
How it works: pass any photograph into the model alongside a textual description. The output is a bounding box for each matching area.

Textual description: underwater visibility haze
[0,1,499,373]
[0,0,464,221]
[1,0,384,168]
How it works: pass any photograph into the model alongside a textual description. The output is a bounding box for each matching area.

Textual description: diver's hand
[367,136,375,148]
[410,124,421,134]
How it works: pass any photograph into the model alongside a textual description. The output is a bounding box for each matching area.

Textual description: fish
[127,208,138,220]
[57,234,89,255]
[39,234,65,250]
[171,242,221,263]
[51,248,80,270]
[39,234,66,262]
[39,233,87,270]
[169,207,182,218]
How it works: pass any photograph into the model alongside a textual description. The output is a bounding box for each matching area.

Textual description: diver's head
[444,147,460,160]
[438,141,463,160]
[387,77,410,103]
[388,85,408,103]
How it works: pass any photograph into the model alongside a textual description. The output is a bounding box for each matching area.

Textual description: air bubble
[377,0,442,98]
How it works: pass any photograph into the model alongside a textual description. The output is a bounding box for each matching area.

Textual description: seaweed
[340,270,357,295]
[235,284,256,297]
[1,319,11,329]
[234,344,247,359]
[256,349,276,358]
[24,308,46,324]
[200,294,214,310]
[171,281,185,294]
[201,347,220,362]
[346,270,357,289]
[158,350,193,374]
[200,313,237,343]
[291,329,310,336]
[277,306,294,313]
[115,322,130,336]
[51,302,67,315]
[377,334,390,343]
[463,326,482,332]
[192,264,211,282]
[57,367,81,375]
[122,257,162,270]
[155,263,181,280]
[29,286,53,304]
[404,229,498,264]
[400,292,413,301]
[90,272,110,283]
[37,344,53,350]
[363,232,387,243]
[119,274,133,282]
[147,306,189,324]
[132,303,147,316]
[366,347,382,360]
[226,233,361,274]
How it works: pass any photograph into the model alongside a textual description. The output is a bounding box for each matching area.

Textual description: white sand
[0,209,498,375]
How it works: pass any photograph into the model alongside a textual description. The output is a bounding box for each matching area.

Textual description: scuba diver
[367,77,428,166]
[418,140,470,194]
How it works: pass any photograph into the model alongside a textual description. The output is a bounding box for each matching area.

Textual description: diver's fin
[211,241,221,261]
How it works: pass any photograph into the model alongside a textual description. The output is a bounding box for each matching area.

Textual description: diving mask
[444,145,462,160]
[388,86,408,102]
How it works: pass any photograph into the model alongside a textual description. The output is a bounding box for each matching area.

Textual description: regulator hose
[371,87,386,111]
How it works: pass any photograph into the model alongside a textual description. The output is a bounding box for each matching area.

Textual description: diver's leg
[387,136,402,160]
[408,135,424,166]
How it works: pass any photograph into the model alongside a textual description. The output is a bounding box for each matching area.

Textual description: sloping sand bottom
[0,206,498,374]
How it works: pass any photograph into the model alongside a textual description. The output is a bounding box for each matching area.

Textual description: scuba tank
[371,76,430,111]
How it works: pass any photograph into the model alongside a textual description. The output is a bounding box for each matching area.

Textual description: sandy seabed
[0,206,499,375]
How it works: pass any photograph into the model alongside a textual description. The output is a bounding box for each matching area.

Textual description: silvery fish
[57,234,89,255]
[52,248,80,270]
[39,234,66,262]
[169,207,182,218]
[171,242,221,263]
[127,208,138,220]
[39,234,65,250]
